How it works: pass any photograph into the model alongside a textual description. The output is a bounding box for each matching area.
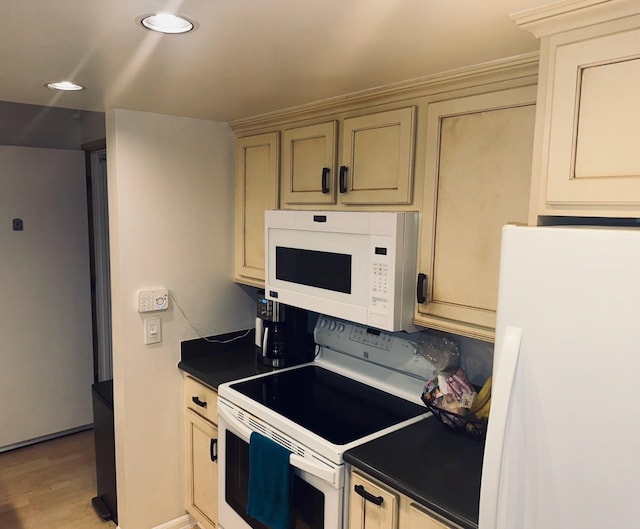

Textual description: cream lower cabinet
[281,107,416,208]
[406,503,452,529]
[416,85,536,341]
[349,471,399,529]
[185,376,219,529]
[234,132,279,286]
[513,2,640,219]
[349,471,461,529]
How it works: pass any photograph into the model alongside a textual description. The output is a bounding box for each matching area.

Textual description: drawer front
[185,376,218,424]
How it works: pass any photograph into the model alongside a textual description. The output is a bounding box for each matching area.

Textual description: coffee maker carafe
[255,292,287,368]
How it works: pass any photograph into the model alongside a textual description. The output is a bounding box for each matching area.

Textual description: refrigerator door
[480,225,640,529]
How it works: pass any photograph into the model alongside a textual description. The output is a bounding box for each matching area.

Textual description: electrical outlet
[138,289,168,312]
[12,218,23,231]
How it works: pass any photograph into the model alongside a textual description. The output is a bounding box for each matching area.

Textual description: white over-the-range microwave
[265,210,418,332]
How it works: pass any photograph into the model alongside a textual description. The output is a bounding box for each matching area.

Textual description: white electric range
[217,315,435,529]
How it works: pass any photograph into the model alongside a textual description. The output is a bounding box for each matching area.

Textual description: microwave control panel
[369,236,393,315]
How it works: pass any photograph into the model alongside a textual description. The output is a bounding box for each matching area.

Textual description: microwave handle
[417,273,428,304]
[218,403,338,485]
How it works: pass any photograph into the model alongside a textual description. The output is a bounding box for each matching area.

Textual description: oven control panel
[313,315,436,399]
[315,315,410,352]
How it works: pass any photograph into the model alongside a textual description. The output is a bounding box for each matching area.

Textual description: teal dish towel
[246,432,292,529]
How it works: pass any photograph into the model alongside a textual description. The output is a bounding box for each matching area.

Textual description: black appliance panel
[229,366,425,445]
[225,430,325,529]
[275,246,352,294]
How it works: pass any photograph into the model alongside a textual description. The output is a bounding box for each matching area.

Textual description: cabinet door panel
[186,409,218,529]
[341,107,415,205]
[282,121,337,205]
[349,473,398,529]
[235,132,279,285]
[544,27,640,207]
[417,87,535,340]
[407,503,452,529]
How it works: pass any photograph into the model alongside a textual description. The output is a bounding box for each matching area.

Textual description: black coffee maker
[255,290,315,368]
[255,293,287,368]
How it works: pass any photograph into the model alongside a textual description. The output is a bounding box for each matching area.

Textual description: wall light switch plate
[144,317,162,345]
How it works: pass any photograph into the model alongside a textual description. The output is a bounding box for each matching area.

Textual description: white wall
[0,145,94,448]
[106,109,254,529]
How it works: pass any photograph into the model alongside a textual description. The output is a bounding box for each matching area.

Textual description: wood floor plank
[0,430,115,529]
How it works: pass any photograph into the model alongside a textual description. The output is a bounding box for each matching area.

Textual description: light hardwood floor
[0,430,114,529]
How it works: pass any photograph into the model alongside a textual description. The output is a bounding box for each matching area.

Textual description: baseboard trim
[149,514,198,529]
[0,424,93,453]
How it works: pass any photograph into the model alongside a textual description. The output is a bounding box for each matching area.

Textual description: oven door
[218,403,344,529]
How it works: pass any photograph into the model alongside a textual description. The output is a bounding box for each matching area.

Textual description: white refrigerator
[479,225,640,529]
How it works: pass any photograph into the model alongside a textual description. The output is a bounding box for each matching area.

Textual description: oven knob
[320,317,327,328]
[337,323,345,332]
[329,320,337,331]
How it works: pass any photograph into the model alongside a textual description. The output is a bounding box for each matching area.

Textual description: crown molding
[511,0,640,37]
[230,52,539,133]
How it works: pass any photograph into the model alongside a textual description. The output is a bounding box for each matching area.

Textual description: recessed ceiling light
[46,81,85,91]
[140,13,195,34]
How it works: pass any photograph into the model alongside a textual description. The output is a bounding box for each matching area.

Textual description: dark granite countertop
[179,330,484,529]
[177,329,275,389]
[344,418,485,529]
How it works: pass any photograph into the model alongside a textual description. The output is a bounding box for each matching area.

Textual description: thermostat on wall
[137,289,168,312]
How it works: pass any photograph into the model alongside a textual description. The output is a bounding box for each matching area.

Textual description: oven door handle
[289,453,337,486]
[219,403,339,486]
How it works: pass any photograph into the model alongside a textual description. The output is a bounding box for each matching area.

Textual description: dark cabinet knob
[192,396,207,408]
[321,167,330,194]
[354,484,383,505]
[417,273,428,304]
[339,166,348,193]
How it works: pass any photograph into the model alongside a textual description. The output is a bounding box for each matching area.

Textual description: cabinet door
[186,409,218,529]
[282,121,337,206]
[541,25,640,211]
[234,132,279,286]
[349,472,399,529]
[406,503,452,529]
[417,86,535,341]
[340,107,415,205]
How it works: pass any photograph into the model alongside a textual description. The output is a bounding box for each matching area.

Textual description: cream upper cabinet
[234,132,279,286]
[340,107,416,206]
[416,86,536,341]
[281,108,416,208]
[281,121,337,205]
[512,2,640,219]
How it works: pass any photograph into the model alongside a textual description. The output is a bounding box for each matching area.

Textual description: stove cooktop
[229,365,426,445]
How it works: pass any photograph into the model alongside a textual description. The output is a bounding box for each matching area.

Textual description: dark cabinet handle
[192,396,207,408]
[354,484,383,506]
[321,167,330,194]
[417,273,428,304]
[210,438,218,462]
[339,165,348,193]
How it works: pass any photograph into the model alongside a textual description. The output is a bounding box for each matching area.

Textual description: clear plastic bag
[413,331,460,372]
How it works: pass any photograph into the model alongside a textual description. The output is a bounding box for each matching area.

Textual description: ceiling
[2,1,547,122]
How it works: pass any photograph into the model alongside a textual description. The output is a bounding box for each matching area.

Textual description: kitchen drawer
[185,376,218,424]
